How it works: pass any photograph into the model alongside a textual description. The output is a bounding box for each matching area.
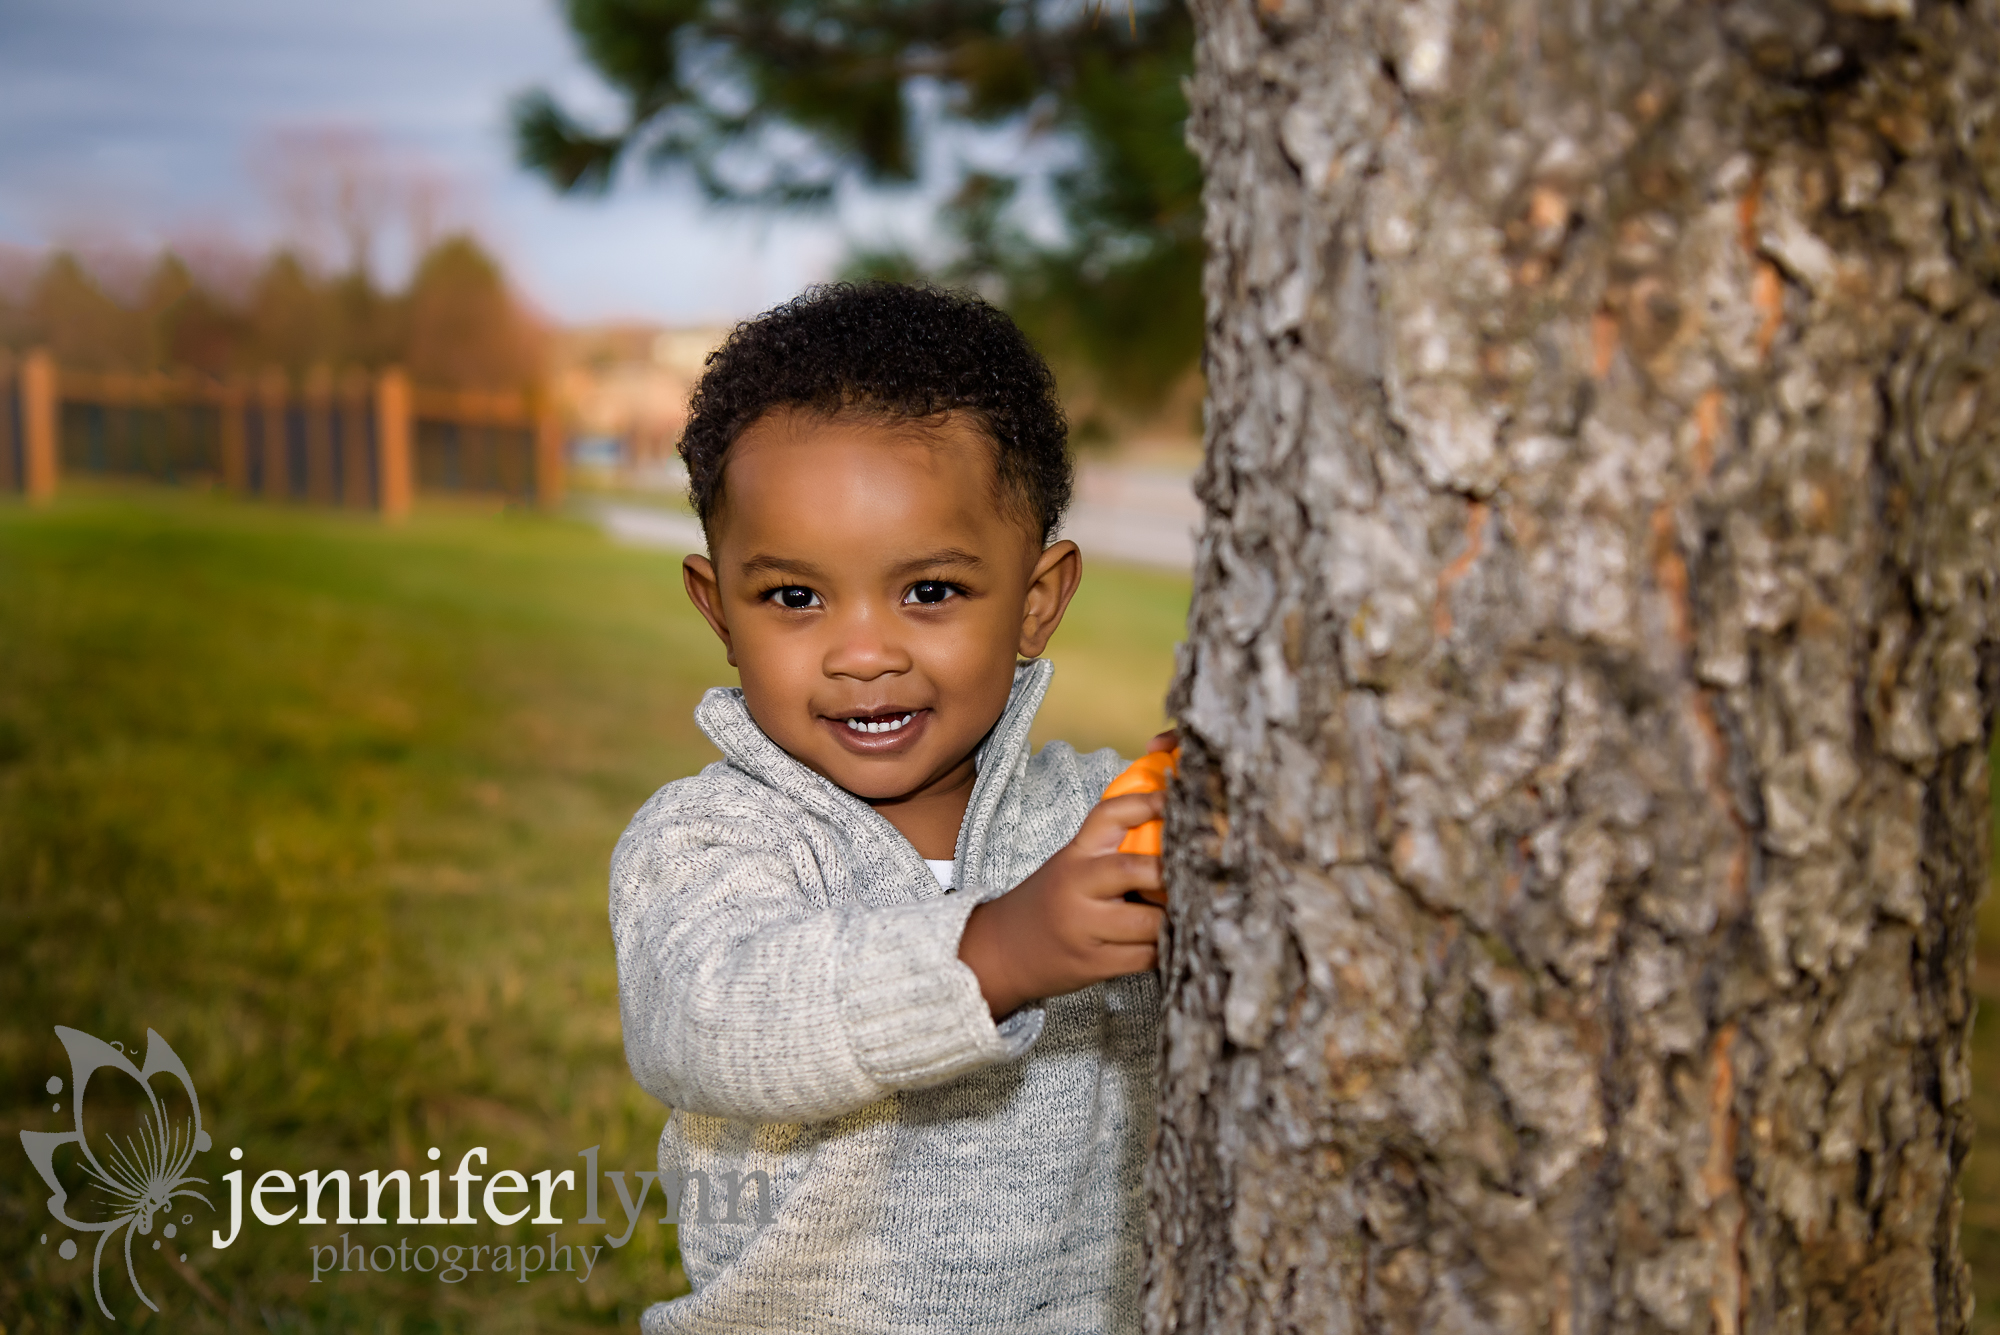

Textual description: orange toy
[1101,747,1180,855]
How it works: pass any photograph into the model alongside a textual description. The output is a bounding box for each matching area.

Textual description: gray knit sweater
[609,658,1159,1334]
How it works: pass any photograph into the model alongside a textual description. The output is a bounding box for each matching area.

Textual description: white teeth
[845,713,914,734]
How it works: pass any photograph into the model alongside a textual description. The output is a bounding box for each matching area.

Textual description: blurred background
[0,0,1992,1330]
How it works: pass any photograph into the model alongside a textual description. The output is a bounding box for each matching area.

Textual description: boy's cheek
[734,666,823,751]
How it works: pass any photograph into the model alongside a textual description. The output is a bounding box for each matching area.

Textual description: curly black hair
[679,281,1071,544]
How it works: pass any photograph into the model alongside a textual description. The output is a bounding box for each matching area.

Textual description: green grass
[1032,553,1189,756]
[0,488,1187,1331]
[1,488,1994,1329]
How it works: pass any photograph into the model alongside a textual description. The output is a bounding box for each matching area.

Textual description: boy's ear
[682,553,738,666]
[1018,539,1082,659]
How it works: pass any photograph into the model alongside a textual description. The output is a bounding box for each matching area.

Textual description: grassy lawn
[0,488,1994,1329]
[0,488,1187,1331]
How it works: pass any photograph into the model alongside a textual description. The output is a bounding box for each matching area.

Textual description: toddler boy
[610,281,1167,1334]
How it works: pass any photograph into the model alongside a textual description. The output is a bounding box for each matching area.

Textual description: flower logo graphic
[20,1027,213,1320]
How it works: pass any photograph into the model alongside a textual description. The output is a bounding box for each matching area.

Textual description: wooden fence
[0,349,563,515]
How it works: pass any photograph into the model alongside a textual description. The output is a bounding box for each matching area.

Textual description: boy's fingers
[1098,944,1159,977]
[1073,852,1162,901]
[1093,900,1165,944]
[1113,853,1162,891]
[1076,793,1165,849]
[1145,728,1180,755]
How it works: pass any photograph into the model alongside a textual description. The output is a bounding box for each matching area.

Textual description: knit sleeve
[609,807,1044,1123]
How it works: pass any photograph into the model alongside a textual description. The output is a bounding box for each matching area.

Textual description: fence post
[375,368,412,520]
[22,349,57,504]
[533,391,564,512]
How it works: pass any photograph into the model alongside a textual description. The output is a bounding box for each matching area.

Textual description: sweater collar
[693,658,1056,888]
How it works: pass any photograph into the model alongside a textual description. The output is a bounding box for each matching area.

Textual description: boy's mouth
[825,706,930,754]
[844,711,916,735]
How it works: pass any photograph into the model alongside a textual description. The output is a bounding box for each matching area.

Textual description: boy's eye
[904,581,956,606]
[769,586,821,610]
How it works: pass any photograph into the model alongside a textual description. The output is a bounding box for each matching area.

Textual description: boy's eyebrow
[736,547,984,583]
[738,548,987,581]
[890,548,985,574]
[738,554,826,580]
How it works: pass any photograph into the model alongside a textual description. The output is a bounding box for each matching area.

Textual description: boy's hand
[957,790,1165,1020]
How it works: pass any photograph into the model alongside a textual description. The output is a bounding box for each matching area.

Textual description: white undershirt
[924,859,955,891]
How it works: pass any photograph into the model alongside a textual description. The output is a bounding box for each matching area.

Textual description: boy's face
[682,407,1080,807]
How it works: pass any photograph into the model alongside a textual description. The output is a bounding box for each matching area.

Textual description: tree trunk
[1148,0,2000,1330]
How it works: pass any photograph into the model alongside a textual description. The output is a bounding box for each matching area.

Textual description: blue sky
[0,0,899,324]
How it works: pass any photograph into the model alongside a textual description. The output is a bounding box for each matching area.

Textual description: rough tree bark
[1147,0,2000,1330]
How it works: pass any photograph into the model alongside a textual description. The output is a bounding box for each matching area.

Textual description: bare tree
[1149,0,1999,1329]
[251,126,456,281]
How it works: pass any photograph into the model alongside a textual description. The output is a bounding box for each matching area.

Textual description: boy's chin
[810,743,956,804]
[832,770,934,804]
[813,748,938,801]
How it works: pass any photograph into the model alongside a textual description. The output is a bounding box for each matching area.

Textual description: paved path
[591,461,1201,574]
[1061,461,1200,572]
[596,502,708,553]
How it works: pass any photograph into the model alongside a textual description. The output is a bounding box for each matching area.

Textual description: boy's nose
[821,606,912,680]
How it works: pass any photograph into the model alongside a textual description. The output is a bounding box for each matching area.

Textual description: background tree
[512,0,1204,413]
[244,250,337,372]
[0,128,528,385]
[149,255,249,376]
[0,235,540,388]
[404,236,547,388]
[1148,0,1999,1330]
[27,255,144,372]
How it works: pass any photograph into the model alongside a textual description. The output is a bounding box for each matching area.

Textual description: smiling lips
[845,712,916,734]
[828,708,928,751]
